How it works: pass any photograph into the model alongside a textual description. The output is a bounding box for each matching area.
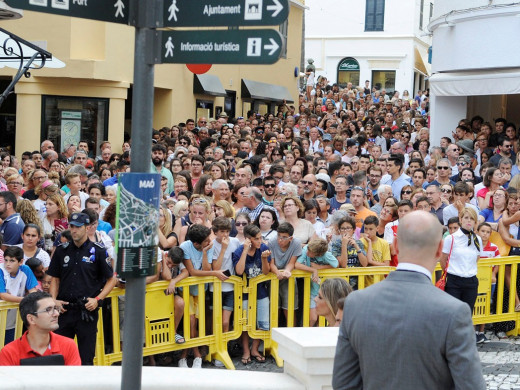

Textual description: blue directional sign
[163,0,289,27]
[4,0,130,24]
[161,29,283,64]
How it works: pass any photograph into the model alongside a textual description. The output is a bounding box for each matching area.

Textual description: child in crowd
[0,246,38,344]
[163,247,188,345]
[211,217,241,367]
[476,222,500,344]
[446,217,460,236]
[25,257,44,290]
[361,216,391,286]
[384,199,413,266]
[295,238,338,327]
[41,271,52,293]
[232,224,271,364]
[268,222,302,324]
[179,224,228,369]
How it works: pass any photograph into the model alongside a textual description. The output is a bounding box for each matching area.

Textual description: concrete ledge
[0,366,305,390]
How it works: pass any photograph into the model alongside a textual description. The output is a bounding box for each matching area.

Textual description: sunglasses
[437,166,450,170]
[264,184,276,188]
[235,222,247,226]
[191,198,208,204]
[300,180,313,185]
[401,190,412,195]
[441,189,452,193]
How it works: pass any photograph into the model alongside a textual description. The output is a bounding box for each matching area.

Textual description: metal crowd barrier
[1,257,520,368]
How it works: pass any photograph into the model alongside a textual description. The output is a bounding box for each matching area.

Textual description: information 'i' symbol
[247,38,262,56]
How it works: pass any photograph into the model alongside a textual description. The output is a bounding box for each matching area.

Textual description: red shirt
[0,331,81,365]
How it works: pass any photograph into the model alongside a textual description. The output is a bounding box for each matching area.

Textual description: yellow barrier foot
[213,351,235,370]
[266,342,283,368]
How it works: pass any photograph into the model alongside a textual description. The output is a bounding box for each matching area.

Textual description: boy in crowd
[384,199,413,266]
[446,217,460,237]
[361,216,391,286]
[268,222,302,325]
[63,172,89,209]
[232,224,271,364]
[211,217,241,367]
[0,246,38,343]
[295,238,338,327]
[179,224,228,368]
[476,222,500,344]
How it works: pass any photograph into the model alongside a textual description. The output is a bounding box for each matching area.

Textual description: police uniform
[47,236,113,365]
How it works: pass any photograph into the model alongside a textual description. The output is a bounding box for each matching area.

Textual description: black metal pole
[121,0,156,388]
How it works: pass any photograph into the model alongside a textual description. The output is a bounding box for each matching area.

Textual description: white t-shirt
[15,244,51,268]
[211,237,240,292]
[443,229,483,278]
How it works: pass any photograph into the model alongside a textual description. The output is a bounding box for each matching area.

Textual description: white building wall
[304,0,432,93]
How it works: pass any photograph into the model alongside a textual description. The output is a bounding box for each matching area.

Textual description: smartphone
[54,218,69,230]
[369,138,375,143]
[223,270,231,277]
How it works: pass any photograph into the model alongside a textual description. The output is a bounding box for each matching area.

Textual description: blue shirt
[0,213,25,246]
[97,220,112,234]
[297,246,338,297]
[0,264,38,294]
[180,240,213,296]
[232,243,271,300]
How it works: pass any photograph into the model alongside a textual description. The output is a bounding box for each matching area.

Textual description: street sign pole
[120,1,158,390]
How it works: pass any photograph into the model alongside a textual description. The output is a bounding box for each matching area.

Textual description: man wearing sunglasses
[300,174,317,202]
[262,177,277,206]
[489,137,516,167]
[429,159,456,187]
[0,291,81,365]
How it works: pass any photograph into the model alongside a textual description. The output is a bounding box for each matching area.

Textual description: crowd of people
[0,75,519,366]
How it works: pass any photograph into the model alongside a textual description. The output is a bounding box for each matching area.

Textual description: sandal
[241,356,251,365]
[175,334,185,344]
[251,354,266,363]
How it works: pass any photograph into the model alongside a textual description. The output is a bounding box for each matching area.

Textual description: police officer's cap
[69,212,90,226]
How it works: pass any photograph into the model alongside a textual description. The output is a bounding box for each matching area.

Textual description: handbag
[436,234,454,290]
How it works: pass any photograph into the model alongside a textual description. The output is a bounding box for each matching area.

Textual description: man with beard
[300,174,316,202]
[150,144,174,194]
[262,176,277,206]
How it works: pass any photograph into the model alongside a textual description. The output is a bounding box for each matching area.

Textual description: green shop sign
[338,58,359,71]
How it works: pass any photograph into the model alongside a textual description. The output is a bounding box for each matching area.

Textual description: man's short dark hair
[388,154,404,170]
[328,160,342,176]
[167,247,184,265]
[85,197,100,206]
[212,216,232,233]
[187,224,211,244]
[364,215,379,227]
[397,199,413,209]
[20,291,53,328]
[269,165,285,176]
[263,176,276,186]
[192,155,205,165]
[277,222,294,236]
[88,183,106,196]
[0,191,17,210]
[413,168,426,179]
[151,144,167,154]
[4,246,23,261]
[453,181,470,195]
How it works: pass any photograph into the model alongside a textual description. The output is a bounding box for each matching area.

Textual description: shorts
[243,296,270,331]
[222,291,234,312]
[189,295,199,317]
[279,278,298,310]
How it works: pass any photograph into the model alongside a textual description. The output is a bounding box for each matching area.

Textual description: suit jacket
[332,270,485,390]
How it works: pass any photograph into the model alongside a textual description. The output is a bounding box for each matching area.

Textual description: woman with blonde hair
[314,278,352,326]
[41,194,68,253]
[172,200,189,220]
[281,195,318,245]
[440,207,482,314]
[158,205,177,250]
[214,199,234,219]
[177,195,213,243]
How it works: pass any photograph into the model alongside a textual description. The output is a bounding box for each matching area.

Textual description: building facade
[0,0,304,156]
[304,0,432,95]
[428,0,520,146]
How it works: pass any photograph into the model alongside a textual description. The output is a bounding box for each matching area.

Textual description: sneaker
[213,359,225,367]
[476,333,487,344]
[192,357,203,369]
[496,331,508,339]
[178,358,188,368]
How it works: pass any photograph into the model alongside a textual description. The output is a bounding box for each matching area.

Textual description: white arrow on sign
[263,38,279,55]
[266,0,283,17]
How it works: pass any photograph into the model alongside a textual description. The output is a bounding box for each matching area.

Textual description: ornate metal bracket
[0,27,52,107]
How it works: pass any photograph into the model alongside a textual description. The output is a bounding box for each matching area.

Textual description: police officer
[48,212,116,365]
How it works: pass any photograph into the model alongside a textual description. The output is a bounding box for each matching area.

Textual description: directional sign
[4,0,130,24]
[161,29,283,64]
[163,0,288,27]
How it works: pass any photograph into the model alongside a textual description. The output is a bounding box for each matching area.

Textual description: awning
[429,68,520,96]
[241,79,294,103]
[414,47,429,77]
[193,74,227,97]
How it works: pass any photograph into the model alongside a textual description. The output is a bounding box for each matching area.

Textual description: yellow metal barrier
[3,257,520,368]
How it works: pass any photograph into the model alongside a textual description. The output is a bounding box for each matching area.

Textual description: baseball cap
[323,134,332,141]
[69,212,90,227]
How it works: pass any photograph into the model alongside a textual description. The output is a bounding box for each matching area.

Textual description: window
[337,57,360,88]
[42,96,108,156]
[429,2,434,21]
[419,0,424,30]
[279,20,288,58]
[195,99,214,120]
[372,70,396,95]
[365,0,385,31]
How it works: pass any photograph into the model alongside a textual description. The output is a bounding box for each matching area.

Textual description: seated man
[0,291,81,365]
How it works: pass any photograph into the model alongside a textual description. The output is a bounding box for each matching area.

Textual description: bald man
[333,211,485,390]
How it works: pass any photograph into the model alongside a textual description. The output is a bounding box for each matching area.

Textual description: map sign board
[161,29,283,64]
[4,0,130,24]
[115,173,161,277]
[163,0,288,27]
